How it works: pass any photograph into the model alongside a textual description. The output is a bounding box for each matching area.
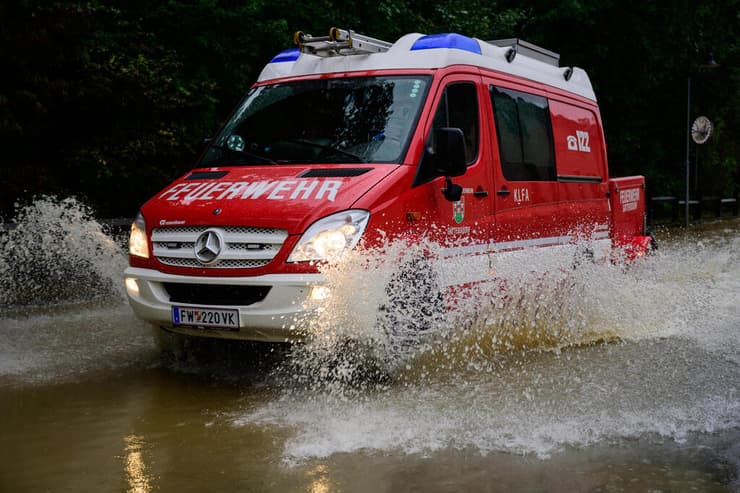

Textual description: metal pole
[685,77,691,227]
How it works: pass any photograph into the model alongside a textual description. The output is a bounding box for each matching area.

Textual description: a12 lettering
[567,130,591,153]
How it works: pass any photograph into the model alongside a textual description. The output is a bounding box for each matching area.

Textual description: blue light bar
[410,33,481,55]
[270,48,301,63]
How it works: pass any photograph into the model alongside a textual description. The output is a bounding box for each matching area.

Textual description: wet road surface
[0,200,738,492]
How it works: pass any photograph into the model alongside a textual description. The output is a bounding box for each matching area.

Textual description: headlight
[128,211,149,259]
[288,210,370,262]
[124,277,140,296]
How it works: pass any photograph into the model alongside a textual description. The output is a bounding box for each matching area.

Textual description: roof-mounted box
[487,39,560,67]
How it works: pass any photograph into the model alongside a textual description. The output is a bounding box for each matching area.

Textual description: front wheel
[376,257,444,366]
[155,327,194,364]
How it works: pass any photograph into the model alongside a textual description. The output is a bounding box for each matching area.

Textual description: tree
[0,0,737,220]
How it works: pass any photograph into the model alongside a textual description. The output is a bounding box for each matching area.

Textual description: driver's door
[419,74,494,284]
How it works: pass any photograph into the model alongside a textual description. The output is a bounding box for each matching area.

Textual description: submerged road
[0,201,738,491]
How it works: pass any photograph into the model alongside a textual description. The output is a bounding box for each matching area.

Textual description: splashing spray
[0,196,126,306]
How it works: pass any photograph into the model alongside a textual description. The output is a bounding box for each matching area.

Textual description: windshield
[200,76,432,166]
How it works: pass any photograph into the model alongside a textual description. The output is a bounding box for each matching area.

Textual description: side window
[490,86,555,181]
[414,82,479,186]
[434,83,479,164]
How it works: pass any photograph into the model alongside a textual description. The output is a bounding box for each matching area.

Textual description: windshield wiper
[282,138,366,163]
[209,144,277,165]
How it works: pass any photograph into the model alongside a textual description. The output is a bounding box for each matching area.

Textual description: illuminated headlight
[128,211,149,259]
[288,210,370,262]
[124,277,140,296]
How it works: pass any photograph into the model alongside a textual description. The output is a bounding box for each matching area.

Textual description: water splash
[281,240,442,390]
[0,196,127,306]
[0,197,154,385]
[282,238,629,388]
[237,221,740,462]
[0,302,157,386]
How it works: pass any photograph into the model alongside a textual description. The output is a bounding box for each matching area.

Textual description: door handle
[474,189,489,198]
[496,188,511,196]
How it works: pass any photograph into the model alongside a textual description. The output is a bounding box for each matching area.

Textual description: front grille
[152,226,288,269]
[164,283,271,306]
[157,226,278,235]
[156,257,271,269]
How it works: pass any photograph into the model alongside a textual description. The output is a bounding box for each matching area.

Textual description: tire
[156,327,290,375]
[155,327,192,365]
[155,327,220,366]
[376,256,444,365]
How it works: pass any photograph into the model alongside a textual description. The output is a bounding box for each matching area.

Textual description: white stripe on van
[441,232,611,258]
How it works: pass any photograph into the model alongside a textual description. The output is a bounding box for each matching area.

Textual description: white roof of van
[257,33,597,102]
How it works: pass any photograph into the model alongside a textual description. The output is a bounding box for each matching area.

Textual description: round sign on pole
[691,116,713,144]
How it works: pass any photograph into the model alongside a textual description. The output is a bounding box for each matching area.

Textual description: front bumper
[123,266,323,342]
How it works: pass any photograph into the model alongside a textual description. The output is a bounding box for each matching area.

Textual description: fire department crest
[453,199,465,224]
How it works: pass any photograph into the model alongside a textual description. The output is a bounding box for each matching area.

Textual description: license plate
[172,306,239,330]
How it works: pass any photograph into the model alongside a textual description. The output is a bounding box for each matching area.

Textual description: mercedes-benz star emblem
[194,229,223,265]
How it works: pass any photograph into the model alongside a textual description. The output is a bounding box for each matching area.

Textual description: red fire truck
[124,29,653,343]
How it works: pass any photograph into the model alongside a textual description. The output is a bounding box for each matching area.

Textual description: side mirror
[434,127,467,177]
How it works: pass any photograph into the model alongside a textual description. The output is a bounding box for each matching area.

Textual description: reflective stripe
[442,231,612,257]
[442,243,489,257]
[490,235,574,252]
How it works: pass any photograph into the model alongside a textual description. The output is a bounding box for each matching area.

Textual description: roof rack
[294,27,392,57]
[487,39,560,67]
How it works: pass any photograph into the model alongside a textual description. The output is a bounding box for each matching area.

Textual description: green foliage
[0,0,737,219]
[514,0,739,197]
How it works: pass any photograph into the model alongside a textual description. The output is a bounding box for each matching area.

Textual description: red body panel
[123,38,654,344]
[550,98,611,240]
[609,176,648,244]
[481,74,611,245]
[132,66,647,280]
[147,164,397,234]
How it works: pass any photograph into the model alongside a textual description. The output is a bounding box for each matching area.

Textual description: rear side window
[490,86,555,181]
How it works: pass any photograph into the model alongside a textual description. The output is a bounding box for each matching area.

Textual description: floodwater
[1,198,739,492]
